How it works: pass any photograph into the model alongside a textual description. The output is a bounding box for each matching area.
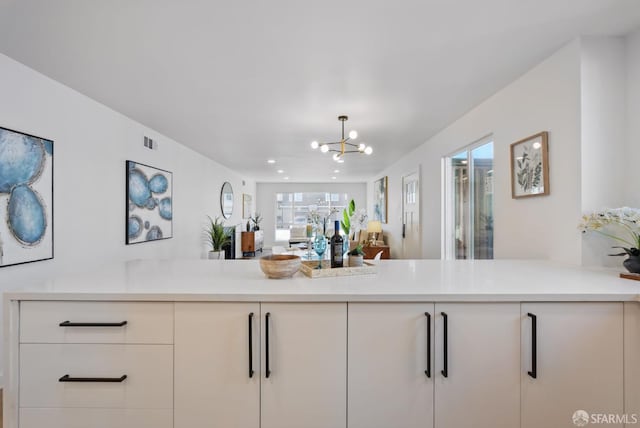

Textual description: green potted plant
[204,216,231,259]
[347,244,365,267]
[251,213,262,231]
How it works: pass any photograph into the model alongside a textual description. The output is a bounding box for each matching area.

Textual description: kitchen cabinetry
[17,302,174,428]
[174,302,346,428]
[625,302,640,419]
[348,303,434,428]
[174,303,260,428]
[521,303,624,428]
[260,303,347,428]
[433,303,520,428]
[348,303,520,428]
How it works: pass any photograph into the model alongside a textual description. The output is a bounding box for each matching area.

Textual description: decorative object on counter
[300,260,377,278]
[366,220,383,245]
[259,254,301,279]
[579,207,640,273]
[126,161,172,245]
[309,115,373,162]
[204,216,231,259]
[220,181,233,219]
[330,220,344,268]
[251,212,262,231]
[242,193,252,219]
[510,131,549,199]
[347,244,365,267]
[313,232,327,269]
[374,176,388,223]
[0,126,54,267]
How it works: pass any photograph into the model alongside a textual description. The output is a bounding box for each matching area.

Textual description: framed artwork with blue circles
[126,161,172,245]
[0,126,54,268]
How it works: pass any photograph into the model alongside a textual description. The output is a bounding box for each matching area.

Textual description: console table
[241,230,263,257]
[363,245,390,259]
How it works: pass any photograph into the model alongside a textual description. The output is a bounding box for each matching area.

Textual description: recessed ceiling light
[267,159,276,164]
[331,176,337,180]
[277,169,284,174]
[333,169,339,173]
[283,176,289,180]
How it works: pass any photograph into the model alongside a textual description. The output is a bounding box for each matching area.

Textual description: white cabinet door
[348,303,434,428]
[434,303,520,428]
[260,303,347,428]
[174,303,260,428]
[521,303,624,428]
[625,302,640,420]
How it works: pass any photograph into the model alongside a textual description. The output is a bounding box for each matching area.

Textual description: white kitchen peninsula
[4,259,640,428]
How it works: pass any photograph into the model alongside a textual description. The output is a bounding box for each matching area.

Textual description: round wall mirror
[220,182,234,219]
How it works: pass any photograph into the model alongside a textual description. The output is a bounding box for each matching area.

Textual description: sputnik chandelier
[310,115,373,163]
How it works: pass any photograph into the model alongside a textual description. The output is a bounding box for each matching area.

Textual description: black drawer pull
[265,312,271,378]
[59,321,128,327]
[249,312,254,378]
[527,313,537,379]
[59,374,127,383]
[425,312,431,378]
[441,312,448,378]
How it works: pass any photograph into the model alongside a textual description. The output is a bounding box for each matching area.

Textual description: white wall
[256,182,367,248]
[0,52,255,288]
[368,40,583,263]
[580,36,628,267]
[627,30,640,208]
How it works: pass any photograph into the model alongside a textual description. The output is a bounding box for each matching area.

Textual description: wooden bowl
[259,254,301,279]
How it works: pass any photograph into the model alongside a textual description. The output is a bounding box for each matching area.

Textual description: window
[444,139,494,259]
[274,192,350,242]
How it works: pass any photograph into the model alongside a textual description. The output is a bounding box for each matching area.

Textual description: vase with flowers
[579,207,640,273]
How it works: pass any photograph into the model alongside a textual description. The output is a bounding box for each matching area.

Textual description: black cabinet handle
[59,374,127,383]
[248,312,254,378]
[441,312,448,378]
[527,313,537,379]
[424,312,431,378]
[59,321,127,327]
[265,312,271,378]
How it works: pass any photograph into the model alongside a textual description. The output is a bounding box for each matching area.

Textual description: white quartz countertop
[4,259,640,302]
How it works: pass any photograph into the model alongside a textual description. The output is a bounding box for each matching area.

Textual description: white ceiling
[1,0,639,182]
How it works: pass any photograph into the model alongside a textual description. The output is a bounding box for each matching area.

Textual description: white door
[521,303,624,428]
[260,303,347,428]
[348,303,434,428]
[402,171,421,259]
[434,303,520,428]
[174,303,260,428]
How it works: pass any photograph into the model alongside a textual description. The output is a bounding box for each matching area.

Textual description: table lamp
[366,221,382,244]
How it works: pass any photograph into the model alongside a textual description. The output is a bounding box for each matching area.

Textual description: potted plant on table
[251,213,262,231]
[204,216,231,259]
[579,207,640,273]
[347,244,365,267]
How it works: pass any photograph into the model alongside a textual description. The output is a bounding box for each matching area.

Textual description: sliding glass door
[444,139,493,259]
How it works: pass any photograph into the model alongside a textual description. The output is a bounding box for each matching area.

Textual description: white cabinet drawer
[20,301,174,344]
[20,408,173,428]
[20,344,173,409]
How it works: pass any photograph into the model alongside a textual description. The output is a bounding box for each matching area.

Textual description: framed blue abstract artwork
[0,126,54,268]
[126,161,173,244]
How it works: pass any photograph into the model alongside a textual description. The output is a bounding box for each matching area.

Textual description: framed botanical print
[510,132,549,199]
[373,176,388,223]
